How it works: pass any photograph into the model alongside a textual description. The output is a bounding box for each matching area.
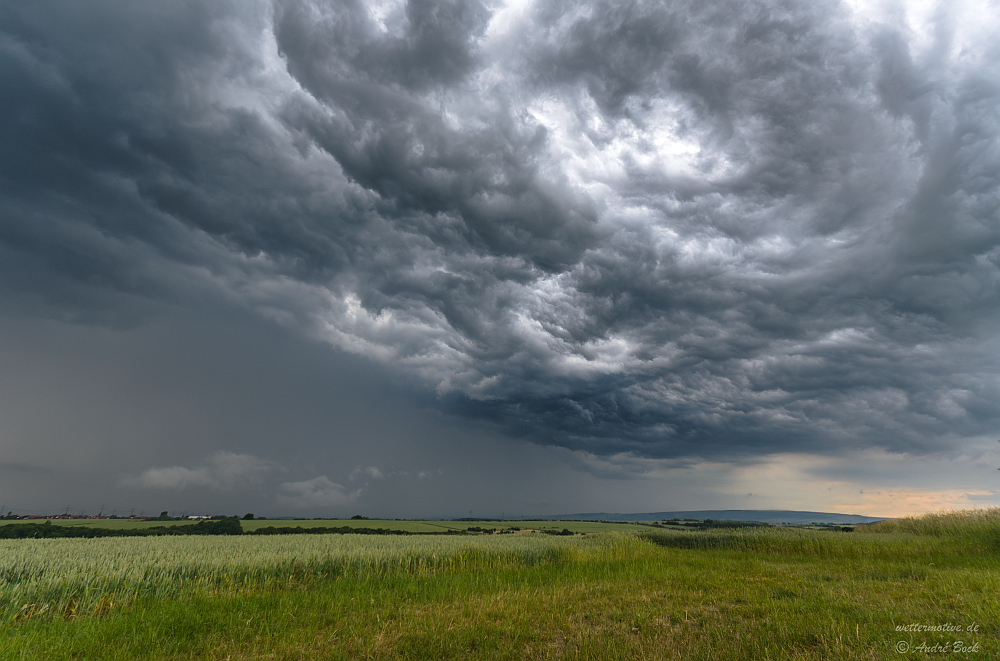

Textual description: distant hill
[540,510,887,525]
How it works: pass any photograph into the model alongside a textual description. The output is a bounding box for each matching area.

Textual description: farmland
[2,511,999,659]
[0,518,657,534]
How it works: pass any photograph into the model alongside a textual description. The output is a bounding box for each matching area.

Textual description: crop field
[0,518,656,534]
[2,510,999,660]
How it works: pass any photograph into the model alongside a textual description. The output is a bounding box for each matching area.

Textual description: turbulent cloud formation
[2,0,999,468]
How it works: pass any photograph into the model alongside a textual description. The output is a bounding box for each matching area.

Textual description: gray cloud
[1,0,998,475]
[124,452,278,491]
[278,476,361,508]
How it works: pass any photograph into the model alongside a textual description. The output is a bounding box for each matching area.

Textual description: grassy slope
[3,511,999,660]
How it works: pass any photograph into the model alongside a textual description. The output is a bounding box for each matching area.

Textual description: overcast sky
[2,0,999,518]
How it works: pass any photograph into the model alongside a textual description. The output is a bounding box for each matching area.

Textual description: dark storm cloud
[272,0,599,272]
[1,0,998,465]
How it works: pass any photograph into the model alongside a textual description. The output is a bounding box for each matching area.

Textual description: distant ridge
[540,510,887,525]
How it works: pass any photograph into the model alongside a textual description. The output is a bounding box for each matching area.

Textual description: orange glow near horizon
[695,451,1000,518]
[829,490,1000,518]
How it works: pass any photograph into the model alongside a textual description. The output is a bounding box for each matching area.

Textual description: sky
[1,0,999,519]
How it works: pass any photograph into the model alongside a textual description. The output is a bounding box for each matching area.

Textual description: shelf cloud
[2,1,999,516]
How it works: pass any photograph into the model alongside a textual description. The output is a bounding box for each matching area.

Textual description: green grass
[240,519,655,534]
[2,510,999,659]
[859,507,1000,537]
[0,518,655,534]
[0,519,203,529]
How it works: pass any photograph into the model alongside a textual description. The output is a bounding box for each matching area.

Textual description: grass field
[2,510,998,659]
[0,518,657,534]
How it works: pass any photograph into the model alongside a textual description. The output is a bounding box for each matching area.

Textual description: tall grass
[855,507,1000,559]
[638,509,1000,557]
[0,533,634,623]
[858,507,1000,536]
[641,526,941,558]
[4,519,1000,659]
